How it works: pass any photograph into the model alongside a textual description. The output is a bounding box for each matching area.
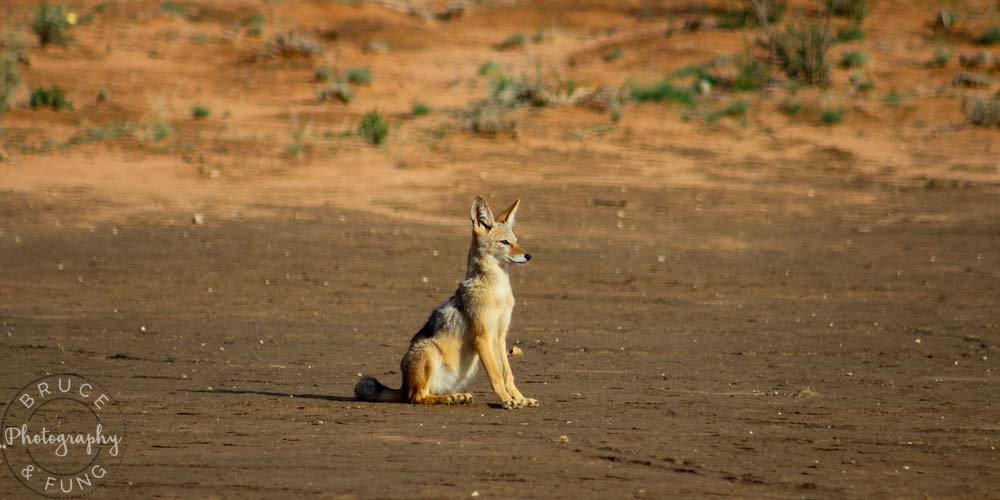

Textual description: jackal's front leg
[498,330,537,408]
[474,327,519,408]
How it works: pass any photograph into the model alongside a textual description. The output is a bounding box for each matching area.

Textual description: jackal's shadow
[192,388,356,402]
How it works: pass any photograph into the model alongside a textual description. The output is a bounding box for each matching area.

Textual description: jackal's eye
[499,240,511,246]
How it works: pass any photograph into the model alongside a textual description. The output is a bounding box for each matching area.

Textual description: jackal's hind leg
[404,345,474,405]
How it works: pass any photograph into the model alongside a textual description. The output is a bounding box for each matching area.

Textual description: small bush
[314,66,333,83]
[161,1,190,19]
[707,100,749,123]
[835,23,864,43]
[933,46,952,67]
[346,67,372,86]
[780,99,803,116]
[826,0,867,22]
[467,101,517,137]
[820,107,844,124]
[966,96,1000,127]
[466,71,559,136]
[487,74,550,107]
[498,33,526,50]
[840,51,867,68]
[935,10,955,32]
[191,105,210,119]
[725,100,749,117]
[242,13,266,37]
[150,122,172,141]
[32,4,72,47]
[29,87,73,111]
[603,49,624,62]
[722,0,786,29]
[317,81,354,104]
[287,142,306,158]
[358,110,389,145]
[883,90,901,108]
[630,80,696,107]
[734,53,770,91]
[0,55,21,116]
[749,0,787,24]
[850,72,874,92]
[264,31,322,58]
[412,102,432,116]
[479,61,501,76]
[980,27,1000,45]
[768,21,833,86]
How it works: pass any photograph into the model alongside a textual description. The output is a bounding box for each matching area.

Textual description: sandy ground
[2,0,1000,498]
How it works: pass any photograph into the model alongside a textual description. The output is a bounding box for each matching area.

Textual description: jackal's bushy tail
[354,376,404,402]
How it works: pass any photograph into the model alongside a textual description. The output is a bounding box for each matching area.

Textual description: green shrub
[826,0,867,22]
[358,110,389,145]
[242,13,266,37]
[479,61,500,76]
[840,51,867,68]
[317,81,354,104]
[287,138,306,158]
[467,101,517,137]
[835,23,865,43]
[191,105,210,119]
[749,0,787,24]
[411,102,432,116]
[29,87,73,111]
[264,31,322,58]
[314,66,333,83]
[851,72,874,92]
[883,90,901,108]
[150,122,171,141]
[721,0,786,29]
[631,80,696,106]
[980,27,1000,45]
[707,100,749,123]
[487,73,549,107]
[603,49,624,62]
[498,33,525,50]
[733,53,770,91]
[935,10,955,32]
[820,107,844,124]
[767,21,833,86]
[966,96,1000,127]
[933,46,952,67]
[780,99,803,116]
[0,55,21,116]
[161,1,190,19]
[346,67,372,86]
[32,4,72,46]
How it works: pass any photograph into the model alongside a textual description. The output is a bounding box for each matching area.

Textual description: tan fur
[354,197,537,409]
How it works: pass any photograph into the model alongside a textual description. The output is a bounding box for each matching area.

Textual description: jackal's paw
[445,393,474,405]
[502,397,538,409]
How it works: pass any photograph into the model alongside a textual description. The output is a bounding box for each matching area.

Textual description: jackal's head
[470,196,531,265]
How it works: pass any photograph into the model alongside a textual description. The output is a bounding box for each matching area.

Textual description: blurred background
[0,0,998,222]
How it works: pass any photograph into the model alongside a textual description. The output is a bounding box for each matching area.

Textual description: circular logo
[2,374,125,497]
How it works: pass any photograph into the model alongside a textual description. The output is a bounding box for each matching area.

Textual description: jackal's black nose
[524,254,532,261]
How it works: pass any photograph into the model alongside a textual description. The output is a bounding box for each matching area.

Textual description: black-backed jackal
[355,197,538,409]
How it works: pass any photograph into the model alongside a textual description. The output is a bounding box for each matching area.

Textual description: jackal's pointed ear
[470,196,494,231]
[495,198,520,225]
